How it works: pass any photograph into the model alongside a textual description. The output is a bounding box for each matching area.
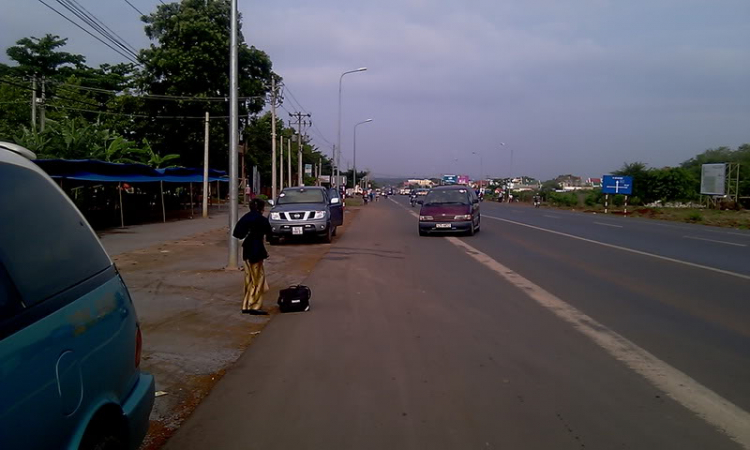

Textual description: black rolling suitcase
[278,285,311,313]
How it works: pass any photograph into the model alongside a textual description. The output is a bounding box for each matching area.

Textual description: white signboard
[700,163,726,196]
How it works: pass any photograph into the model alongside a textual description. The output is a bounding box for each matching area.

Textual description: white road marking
[543,214,560,219]
[445,237,750,449]
[390,198,750,447]
[481,215,750,281]
[684,236,747,247]
[594,221,623,228]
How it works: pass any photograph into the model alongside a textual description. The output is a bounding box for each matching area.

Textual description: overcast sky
[3,0,749,180]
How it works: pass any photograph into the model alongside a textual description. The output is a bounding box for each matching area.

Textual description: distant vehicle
[268,186,343,244]
[418,185,481,236]
[0,142,155,450]
[415,188,430,196]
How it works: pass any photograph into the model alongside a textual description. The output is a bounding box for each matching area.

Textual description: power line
[47,104,231,120]
[56,0,140,58]
[122,0,144,16]
[46,80,266,102]
[36,0,140,65]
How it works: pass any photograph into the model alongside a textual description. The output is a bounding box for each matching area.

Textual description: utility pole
[31,76,37,131]
[270,76,278,204]
[227,0,239,269]
[287,136,292,187]
[289,111,311,186]
[40,77,45,132]
[202,111,210,218]
[279,135,284,191]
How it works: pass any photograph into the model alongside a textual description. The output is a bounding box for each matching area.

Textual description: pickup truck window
[278,189,326,205]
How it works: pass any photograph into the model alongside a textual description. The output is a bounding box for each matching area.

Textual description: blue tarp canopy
[34,159,228,183]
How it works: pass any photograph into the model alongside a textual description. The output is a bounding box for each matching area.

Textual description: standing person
[232,198,272,315]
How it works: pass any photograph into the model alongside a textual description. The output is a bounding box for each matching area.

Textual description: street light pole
[353,118,373,190]
[337,67,367,189]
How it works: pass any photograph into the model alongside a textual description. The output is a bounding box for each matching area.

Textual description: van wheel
[332,226,337,236]
[467,224,475,236]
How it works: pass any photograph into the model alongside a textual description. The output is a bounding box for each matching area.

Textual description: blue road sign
[601,175,633,195]
[442,174,458,184]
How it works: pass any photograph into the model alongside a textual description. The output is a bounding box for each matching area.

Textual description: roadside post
[601,175,633,215]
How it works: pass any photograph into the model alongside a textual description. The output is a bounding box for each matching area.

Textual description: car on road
[268,186,344,244]
[418,185,481,236]
[0,142,155,450]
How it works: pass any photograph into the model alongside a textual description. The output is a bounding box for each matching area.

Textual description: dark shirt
[232,210,272,263]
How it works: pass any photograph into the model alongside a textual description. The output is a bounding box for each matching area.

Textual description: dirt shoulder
[113,207,361,450]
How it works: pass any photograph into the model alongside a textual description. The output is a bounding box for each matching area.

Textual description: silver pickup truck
[268,187,344,244]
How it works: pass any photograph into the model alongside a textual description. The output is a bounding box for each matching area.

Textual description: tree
[613,161,653,202]
[6,34,85,79]
[137,0,273,168]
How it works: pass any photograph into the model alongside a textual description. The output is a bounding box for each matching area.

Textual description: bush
[548,192,578,207]
[585,189,603,207]
[256,194,269,201]
[612,194,625,207]
[687,211,703,222]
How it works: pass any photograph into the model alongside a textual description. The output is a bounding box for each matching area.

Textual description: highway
[165,197,750,450]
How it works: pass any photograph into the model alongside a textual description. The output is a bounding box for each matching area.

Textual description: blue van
[0,143,154,450]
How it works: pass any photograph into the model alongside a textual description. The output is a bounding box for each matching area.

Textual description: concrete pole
[298,130,303,186]
[227,0,239,269]
[40,77,45,132]
[202,112,209,218]
[287,137,292,187]
[270,76,277,204]
[279,135,284,190]
[31,76,37,131]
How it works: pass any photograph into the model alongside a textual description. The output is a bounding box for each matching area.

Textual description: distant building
[555,174,589,191]
[407,179,434,187]
[587,177,602,188]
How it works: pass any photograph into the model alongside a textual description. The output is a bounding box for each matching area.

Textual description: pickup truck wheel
[268,236,280,245]
[332,226,337,236]
[322,225,333,243]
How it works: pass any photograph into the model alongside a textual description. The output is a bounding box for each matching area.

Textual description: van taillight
[135,324,143,368]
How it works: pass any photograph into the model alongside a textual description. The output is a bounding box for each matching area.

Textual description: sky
[2,0,749,180]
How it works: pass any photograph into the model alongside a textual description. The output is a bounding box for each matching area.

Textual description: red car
[418,185,481,236]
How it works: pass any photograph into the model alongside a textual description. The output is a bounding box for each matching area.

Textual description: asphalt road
[164,198,750,450]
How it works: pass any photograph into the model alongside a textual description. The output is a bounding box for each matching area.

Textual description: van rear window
[0,164,110,307]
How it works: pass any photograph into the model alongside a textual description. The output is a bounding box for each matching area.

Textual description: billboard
[601,175,633,195]
[700,163,726,196]
[457,175,470,185]
[442,174,458,184]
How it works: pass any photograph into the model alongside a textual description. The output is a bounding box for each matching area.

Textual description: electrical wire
[47,104,230,120]
[46,80,267,102]
[122,0,144,16]
[55,0,140,58]
[36,0,141,65]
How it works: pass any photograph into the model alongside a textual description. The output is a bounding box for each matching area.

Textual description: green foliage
[584,189,603,206]
[681,144,750,199]
[138,0,273,168]
[548,191,578,207]
[613,162,699,204]
[687,211,703,222]
[540,179,561,194]
[6,34,85,78]
[612,194,626,207]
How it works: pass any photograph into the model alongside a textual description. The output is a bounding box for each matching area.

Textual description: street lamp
[336,67,367,189]
[353,118,373,190]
